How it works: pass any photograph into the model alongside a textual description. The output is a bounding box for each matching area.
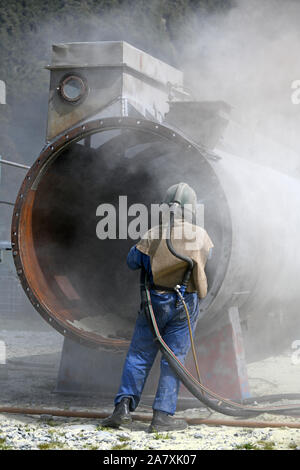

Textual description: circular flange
[11,117,232,349]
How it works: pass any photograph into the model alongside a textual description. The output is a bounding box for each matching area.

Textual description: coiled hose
[140,208,300,417]
[142,278,300,417]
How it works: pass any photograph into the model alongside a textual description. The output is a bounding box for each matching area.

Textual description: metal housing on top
[46,41,185,141]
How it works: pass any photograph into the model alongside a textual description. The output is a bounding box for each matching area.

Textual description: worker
[102,183,213,432]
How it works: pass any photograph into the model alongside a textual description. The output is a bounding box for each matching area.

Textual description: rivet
[50,146,54,151]
[17,269,22,274]
[136,121,141,125]
[82,125,86,130]
[26,287,30,291]
[13,251,18,256]
[36,303,40,308]
[65,134,69,139]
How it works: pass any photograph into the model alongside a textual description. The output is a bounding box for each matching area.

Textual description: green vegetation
[236,440,276,451]
[83,444,99,450]
[96,425,112,431]
[289,442,298,450]
[257,441,275,451]
[0,437,12,450]
[44,419,60,427]
[37,440,66,450]
[47,429,66,438]
[0,0,233,101]
[235,442,259,450]
[111,442,132,450]
[152,429,171,440]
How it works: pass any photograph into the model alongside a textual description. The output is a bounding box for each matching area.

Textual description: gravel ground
[0,412,300,450]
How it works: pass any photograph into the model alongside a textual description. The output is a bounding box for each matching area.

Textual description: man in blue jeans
[102,183,213,432]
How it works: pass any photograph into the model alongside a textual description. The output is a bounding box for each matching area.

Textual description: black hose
[166,208,194,289]
[141,272,300,417]
[139,209,300,417]
[142,287,256,416]
[153,211,258,416]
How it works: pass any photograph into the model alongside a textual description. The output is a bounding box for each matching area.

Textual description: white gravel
[0,412,300,450]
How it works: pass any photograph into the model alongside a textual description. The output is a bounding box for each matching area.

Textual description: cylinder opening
[14,120,231,347]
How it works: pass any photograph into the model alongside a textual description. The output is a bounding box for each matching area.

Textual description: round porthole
[59,74,88,103]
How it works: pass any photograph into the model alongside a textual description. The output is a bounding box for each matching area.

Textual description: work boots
[148,410,188,433]
[101,397,132,428]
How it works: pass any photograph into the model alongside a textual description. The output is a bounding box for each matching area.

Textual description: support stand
[183,306,250,401]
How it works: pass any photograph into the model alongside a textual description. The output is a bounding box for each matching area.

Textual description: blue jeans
[114,290,199,415]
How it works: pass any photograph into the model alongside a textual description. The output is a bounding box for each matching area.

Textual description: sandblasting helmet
[163,182,197,217]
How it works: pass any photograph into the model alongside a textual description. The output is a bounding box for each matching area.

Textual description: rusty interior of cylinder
[19,127,229,346]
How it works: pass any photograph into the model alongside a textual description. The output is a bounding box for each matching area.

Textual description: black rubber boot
[148,410,188,433]
[101,398,132,428]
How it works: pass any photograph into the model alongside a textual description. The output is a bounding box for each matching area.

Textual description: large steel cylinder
[12,116,300,350]
[206,148,300,338]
